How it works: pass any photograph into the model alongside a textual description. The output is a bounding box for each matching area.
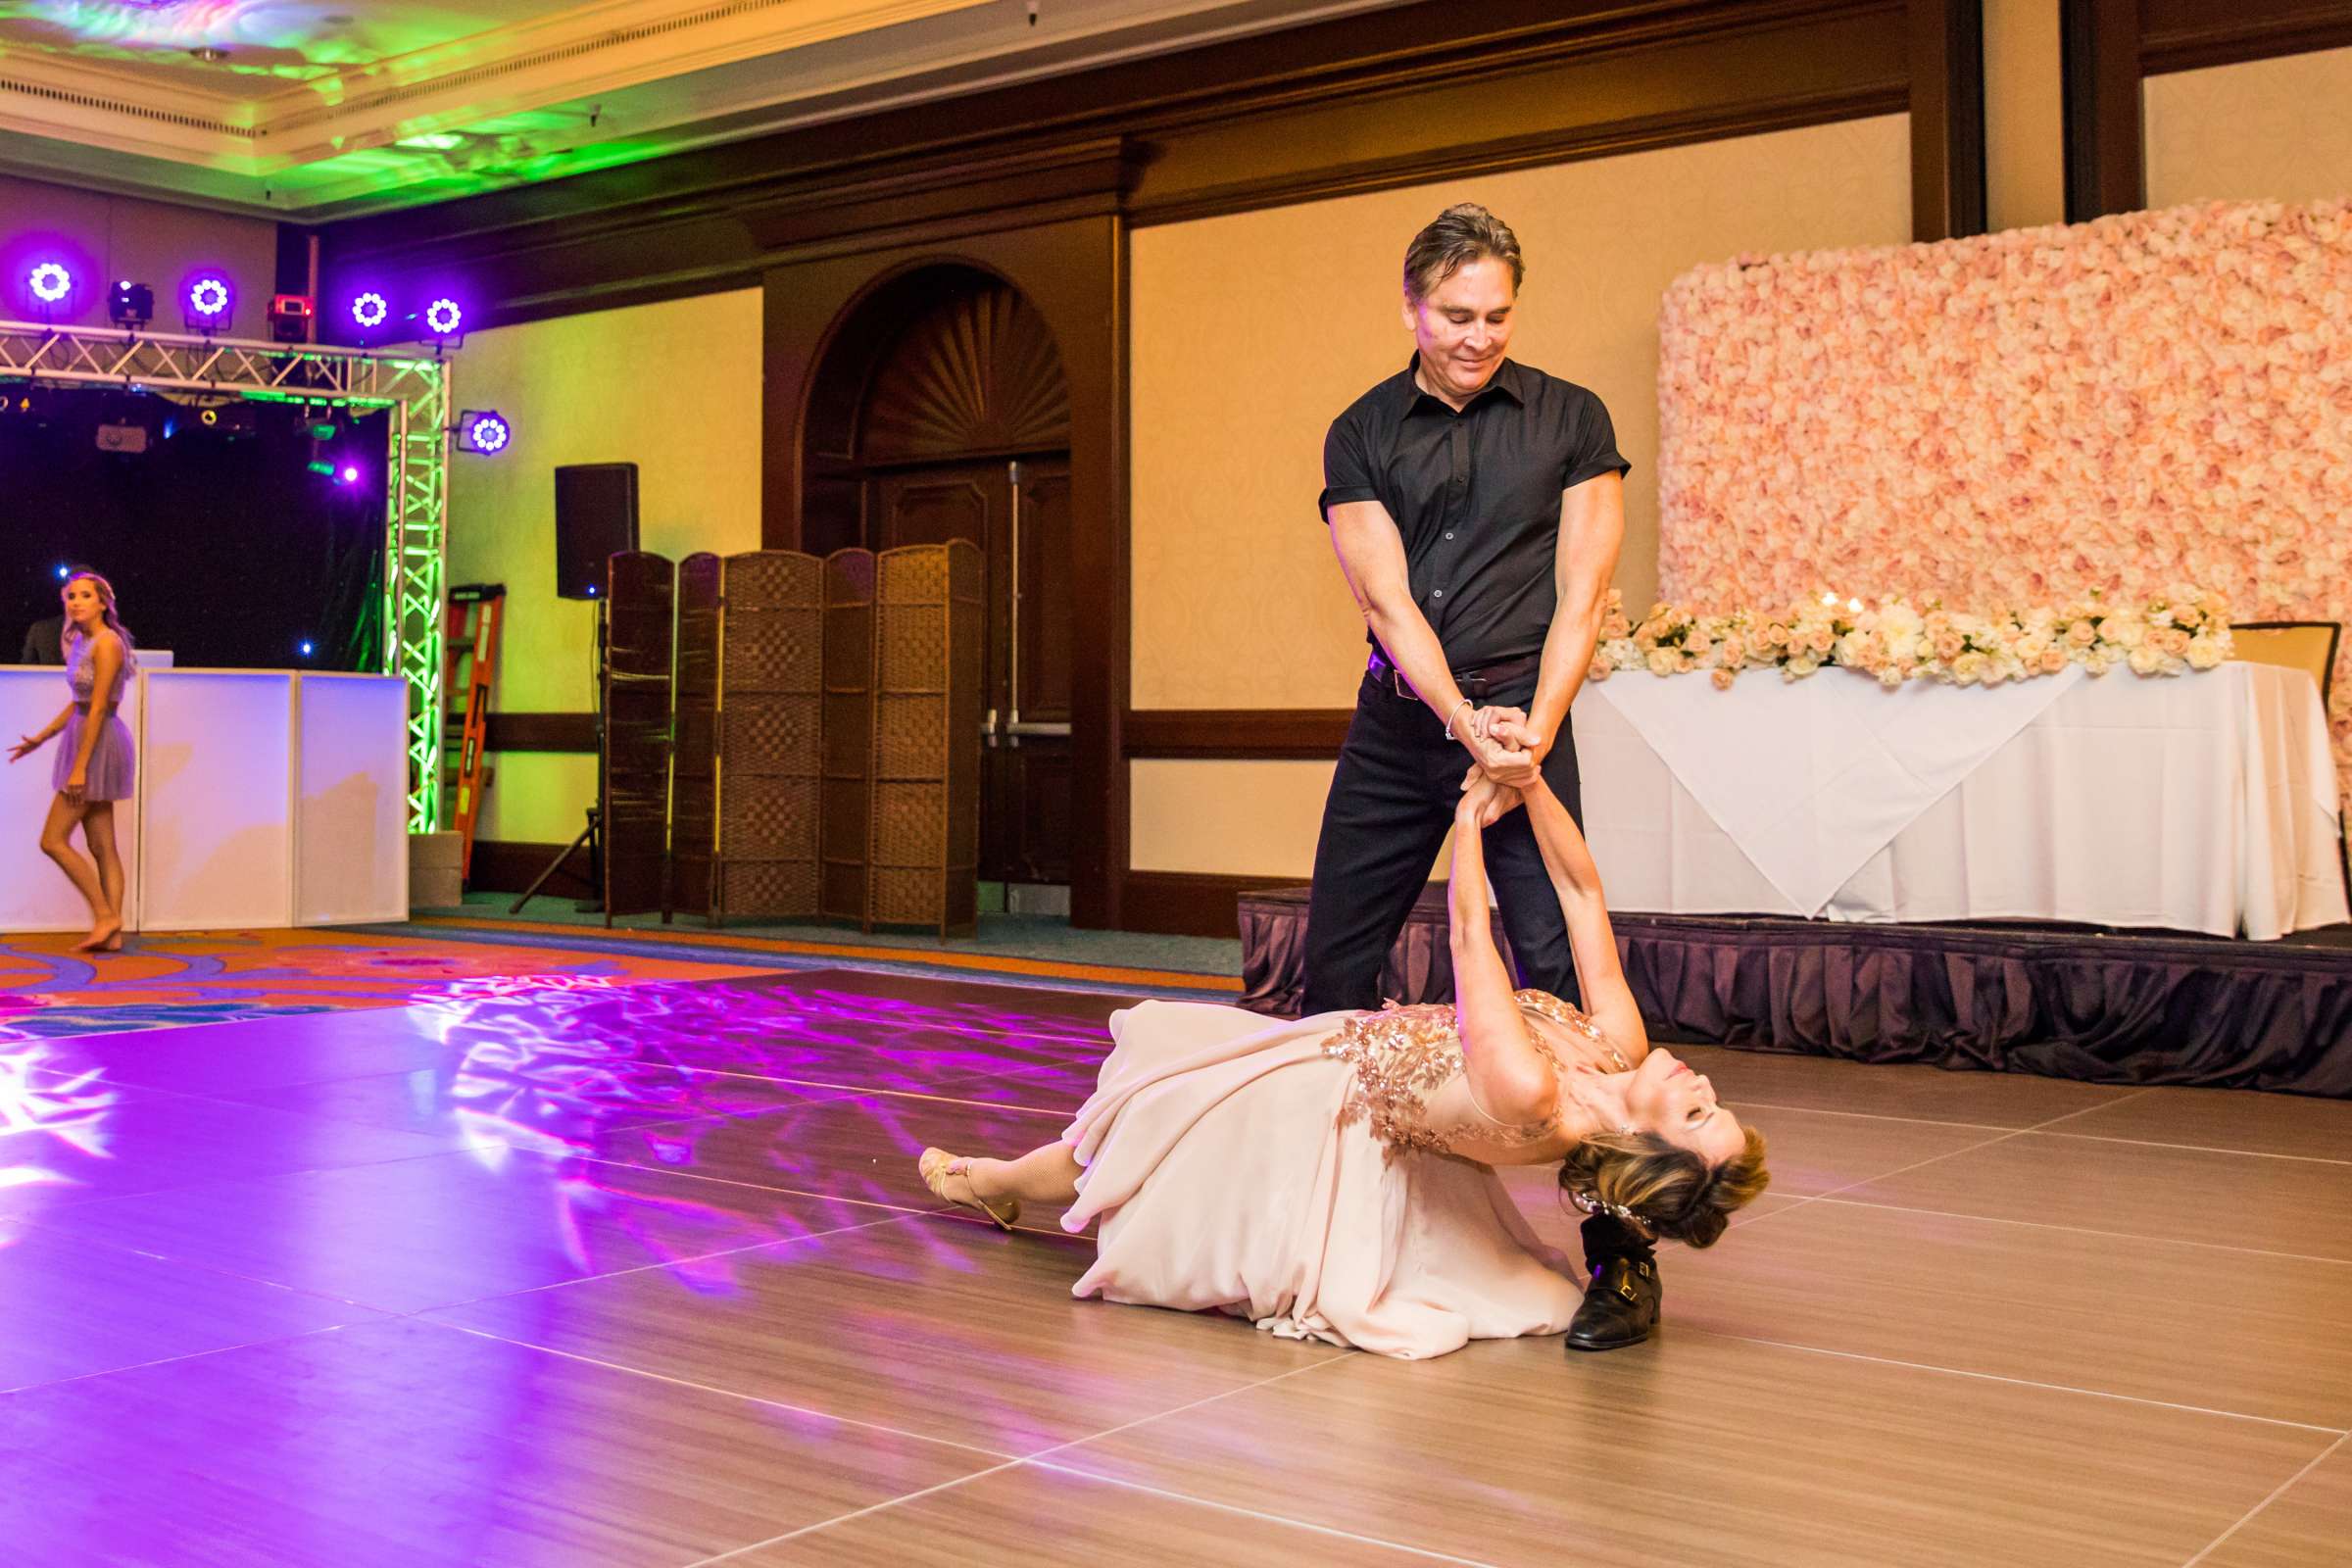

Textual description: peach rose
[2038,646,2070,674]
[1711,667,1737,691]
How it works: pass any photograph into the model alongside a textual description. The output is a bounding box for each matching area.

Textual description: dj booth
[0,664,409,934]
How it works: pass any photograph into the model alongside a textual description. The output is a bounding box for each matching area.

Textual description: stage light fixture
[27,261,72,305]
[456,409,511,455]
[351,291,388,330]
[269,293,316,344]
[107,280,154,327]
[337,465,360,485]
[55,564,71,580]
[424,297,464,335]
[300,640,316,658]
[185,274,232,330]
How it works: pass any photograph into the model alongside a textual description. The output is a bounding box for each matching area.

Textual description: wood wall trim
[1136,83,1908,228]
[2061,0,2145,220]
[2140,0,2352,74]
[317,1,1912,333]
[1908,0,1988,241]
[1117,870,1303,940]
[482,711,599,754]
[1122,710,1354,760]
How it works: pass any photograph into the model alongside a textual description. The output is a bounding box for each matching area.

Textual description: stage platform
[5,956,2348,1564]
[1241,885,2352,1098]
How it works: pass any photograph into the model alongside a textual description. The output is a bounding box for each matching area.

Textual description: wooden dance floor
[4,965,2347,1565]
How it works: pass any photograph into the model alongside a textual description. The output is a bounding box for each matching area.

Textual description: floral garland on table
[1586,588,2234,690]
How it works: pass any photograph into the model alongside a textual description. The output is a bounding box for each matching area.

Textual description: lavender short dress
[53,636,136,801]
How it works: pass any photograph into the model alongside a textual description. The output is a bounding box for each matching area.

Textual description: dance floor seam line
[408,1207,932,1320]
[1018,1459,1505,1567]
[1809,1196,2352,1268]
[1691,1329,2352,1438]
[420,1318,1023,1467]
[2047,1130,2352,1166]
[680,1461,1032,1566]
[1,1320,367,1398]
[2182,1431,2351,1567]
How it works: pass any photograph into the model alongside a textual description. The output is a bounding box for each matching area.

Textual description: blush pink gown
[1059,996,1587,1359]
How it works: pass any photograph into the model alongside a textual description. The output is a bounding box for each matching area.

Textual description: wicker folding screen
[820,550,876,924]
[669,553,722,916]
[710,551,825,920]
[603,551,676,921]
[866,541,984,935]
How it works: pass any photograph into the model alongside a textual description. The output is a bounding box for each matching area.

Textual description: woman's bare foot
[74,917,122,954]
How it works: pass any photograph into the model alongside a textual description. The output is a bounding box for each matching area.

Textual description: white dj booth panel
[295,672,411,925]
[0,665,408,934]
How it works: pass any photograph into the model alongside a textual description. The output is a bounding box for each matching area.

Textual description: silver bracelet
[1444,698,1475,741]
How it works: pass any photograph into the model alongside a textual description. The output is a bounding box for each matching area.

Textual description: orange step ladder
[442,583,507,880]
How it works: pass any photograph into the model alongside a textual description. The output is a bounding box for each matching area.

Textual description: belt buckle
[1392,665,1413,700]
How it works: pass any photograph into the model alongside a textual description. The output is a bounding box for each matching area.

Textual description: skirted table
[1239,662,2351,1094]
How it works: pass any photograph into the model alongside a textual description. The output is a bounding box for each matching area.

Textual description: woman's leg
[963,1140,1082,1206]
[80,804,124,948]
[38,794,107,926]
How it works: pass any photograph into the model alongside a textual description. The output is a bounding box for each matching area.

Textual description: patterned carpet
[0,929,765,1040]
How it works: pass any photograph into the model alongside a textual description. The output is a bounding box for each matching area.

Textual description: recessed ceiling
[0,0,1417,219]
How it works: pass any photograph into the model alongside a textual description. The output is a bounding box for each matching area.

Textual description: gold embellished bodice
[1324,991,1620,1158]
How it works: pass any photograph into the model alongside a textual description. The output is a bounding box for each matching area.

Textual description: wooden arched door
[852,274,1073,889]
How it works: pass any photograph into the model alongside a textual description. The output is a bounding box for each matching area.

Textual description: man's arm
[1507,471,1624,760]
[1328,500,1538,786]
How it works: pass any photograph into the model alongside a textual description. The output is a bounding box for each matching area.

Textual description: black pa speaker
[554,463,640,600]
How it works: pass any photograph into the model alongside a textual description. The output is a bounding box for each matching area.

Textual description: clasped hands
[1456,703,1543,827]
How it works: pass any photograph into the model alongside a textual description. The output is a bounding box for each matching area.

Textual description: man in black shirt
[1306,202,1658,1352]
[20,612,65,665]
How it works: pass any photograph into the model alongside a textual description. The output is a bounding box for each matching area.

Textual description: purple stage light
[458,410,510,455]
[186,274,232,320]
[351,291,388,329]
[27,261,72,304]
[424,297,463,335]
[337,465,360,484]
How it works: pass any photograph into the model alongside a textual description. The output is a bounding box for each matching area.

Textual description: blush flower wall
[1657,197,2352,808]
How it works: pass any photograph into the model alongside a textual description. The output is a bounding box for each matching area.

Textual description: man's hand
[1458,765,1524,827]
[1461,706,1540,788]
[1483,706,1551,760]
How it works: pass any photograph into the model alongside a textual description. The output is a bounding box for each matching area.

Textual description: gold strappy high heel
[919,1148,1020,1231]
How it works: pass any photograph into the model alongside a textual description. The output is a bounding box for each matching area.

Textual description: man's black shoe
[1564,1255,1660,1352]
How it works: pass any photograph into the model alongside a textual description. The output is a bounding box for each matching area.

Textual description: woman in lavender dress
[9,569,137,953]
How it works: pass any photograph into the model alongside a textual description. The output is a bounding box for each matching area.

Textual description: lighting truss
[0,318,453,833]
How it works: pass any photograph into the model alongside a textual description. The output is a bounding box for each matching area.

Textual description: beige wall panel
[1984,0,2067,231]
[2146,47,2352,210]
[449,288,763,842]
[1130,114,1913,711]
[1129,760,1336,876]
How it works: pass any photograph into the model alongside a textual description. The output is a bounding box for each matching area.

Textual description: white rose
[2103,615,2147,650]
[2128,645,2163,676]
[2185,637,2225,671]
[1646,649,1678,677]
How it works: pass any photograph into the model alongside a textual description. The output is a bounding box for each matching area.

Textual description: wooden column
[1910,0,1990,240]
[2062,0,2144,220]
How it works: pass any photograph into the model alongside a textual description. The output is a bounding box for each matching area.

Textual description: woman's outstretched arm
[1514,775,1648,1060]
[1448,781,1563,1126]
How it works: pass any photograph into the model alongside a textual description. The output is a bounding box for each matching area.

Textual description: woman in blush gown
[918,767,1770,1360]
[8,569,138,954]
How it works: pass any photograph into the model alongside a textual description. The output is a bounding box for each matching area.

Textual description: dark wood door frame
[760,220,1129,928]
[2064,0,2352,222]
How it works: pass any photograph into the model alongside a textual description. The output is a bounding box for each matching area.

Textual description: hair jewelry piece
[1568,1187,1645,1230]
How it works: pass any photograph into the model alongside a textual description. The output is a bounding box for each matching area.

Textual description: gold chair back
[2230,621,2339,709]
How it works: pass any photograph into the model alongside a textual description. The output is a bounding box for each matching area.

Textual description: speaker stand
[509,807,602,915]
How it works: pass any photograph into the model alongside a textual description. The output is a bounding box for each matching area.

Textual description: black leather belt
[1366,650,1542,703]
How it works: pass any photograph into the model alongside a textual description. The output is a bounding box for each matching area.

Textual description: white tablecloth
[1576,662,2347,939]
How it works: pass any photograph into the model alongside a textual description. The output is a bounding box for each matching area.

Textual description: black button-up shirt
[1320,357,1628,670]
